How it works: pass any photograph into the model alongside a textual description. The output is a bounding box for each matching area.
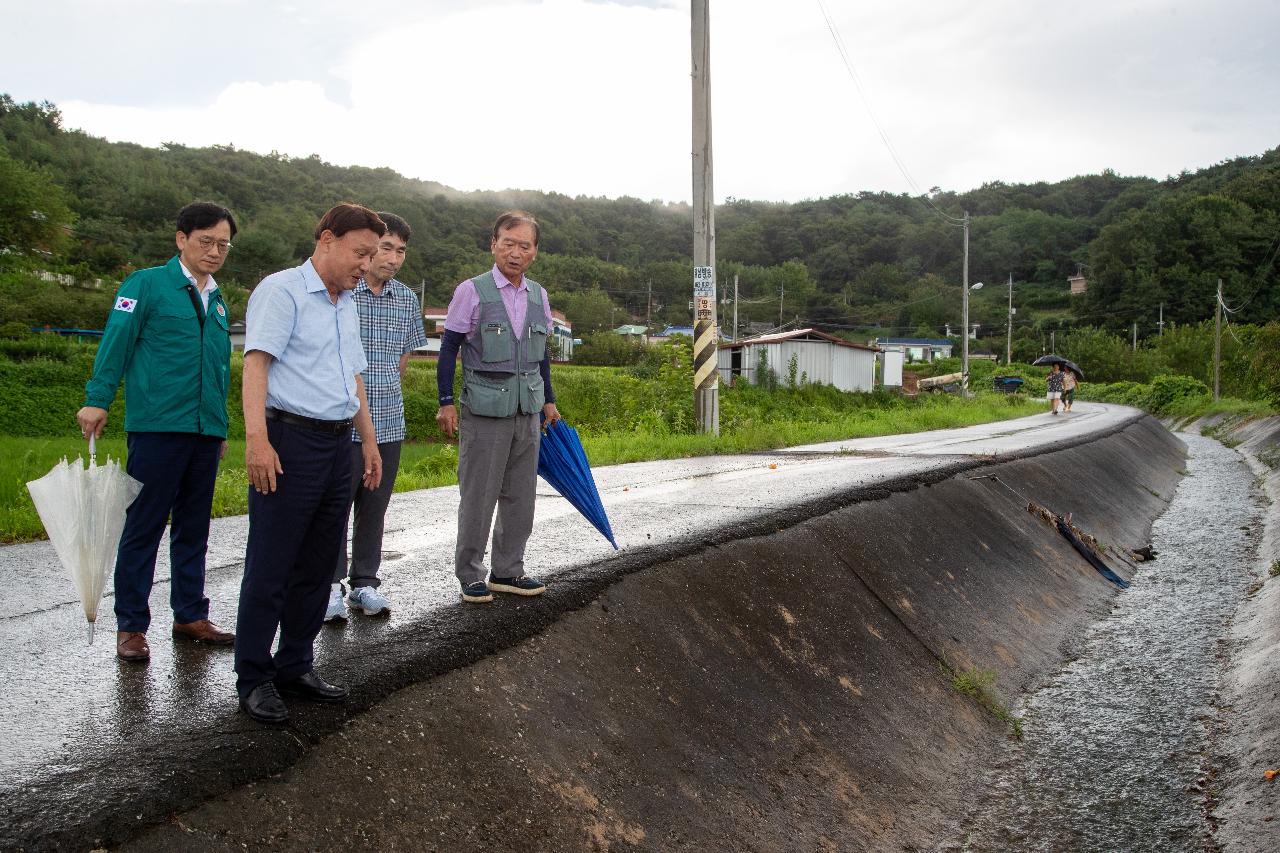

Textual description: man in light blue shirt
[327,211,428,621]
[234,202,385,725]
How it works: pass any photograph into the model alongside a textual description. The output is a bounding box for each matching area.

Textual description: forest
[1,94,1277,348]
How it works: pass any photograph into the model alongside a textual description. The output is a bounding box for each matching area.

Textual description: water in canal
[955,433,1265,852]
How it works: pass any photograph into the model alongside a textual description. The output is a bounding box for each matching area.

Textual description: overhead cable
[814,0,966,227]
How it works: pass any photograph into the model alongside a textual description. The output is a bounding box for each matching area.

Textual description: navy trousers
[114,431,222,633]
[234,419,351,699]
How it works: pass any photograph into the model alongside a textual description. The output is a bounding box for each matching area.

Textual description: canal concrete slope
[107,413,1186,853]
[1192,414,1280,852]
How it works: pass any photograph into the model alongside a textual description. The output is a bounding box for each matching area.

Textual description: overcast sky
[3,0,1276,203]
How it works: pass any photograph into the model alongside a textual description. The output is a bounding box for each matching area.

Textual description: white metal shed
[717,328,880,392]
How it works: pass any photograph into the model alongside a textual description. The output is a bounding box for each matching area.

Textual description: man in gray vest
[436,210,560,603]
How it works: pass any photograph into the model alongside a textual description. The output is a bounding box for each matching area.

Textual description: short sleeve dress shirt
[245,259,368,421]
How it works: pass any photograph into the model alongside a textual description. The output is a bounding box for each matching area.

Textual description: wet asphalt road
[0,403,1138,851]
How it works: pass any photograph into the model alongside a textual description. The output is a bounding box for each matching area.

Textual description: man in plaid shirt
[328,212,428,619]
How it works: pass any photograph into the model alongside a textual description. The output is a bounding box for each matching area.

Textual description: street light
[960,211,989,388]
[961,211,971,390]
[962,256,984,391]
[1005,272,1014,366]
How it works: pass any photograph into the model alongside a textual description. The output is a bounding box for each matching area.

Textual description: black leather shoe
[240,682,288,724]
[276,670,348,703]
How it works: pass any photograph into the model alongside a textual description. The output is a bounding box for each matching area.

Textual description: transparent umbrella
[27,437,142,643]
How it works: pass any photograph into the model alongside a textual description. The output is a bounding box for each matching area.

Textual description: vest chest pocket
[481,322,513,363]
[526,322,548,362]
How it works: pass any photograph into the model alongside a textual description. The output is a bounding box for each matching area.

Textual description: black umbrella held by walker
[1032,354,1084,379]
[538,419,618,549]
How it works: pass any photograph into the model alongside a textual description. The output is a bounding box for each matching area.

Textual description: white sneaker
[348,585,390,616]
[324,583,348,622]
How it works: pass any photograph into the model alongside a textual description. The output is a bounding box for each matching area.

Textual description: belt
[265,407,353,435]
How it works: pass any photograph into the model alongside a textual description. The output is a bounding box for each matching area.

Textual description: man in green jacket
[77,202,238,662]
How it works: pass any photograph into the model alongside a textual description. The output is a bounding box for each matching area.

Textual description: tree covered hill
[1,94,1276,342]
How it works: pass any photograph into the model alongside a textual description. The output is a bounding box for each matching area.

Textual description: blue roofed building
[871,337,954,364]
[650,325,694,341]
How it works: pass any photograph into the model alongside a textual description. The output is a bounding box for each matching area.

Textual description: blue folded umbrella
[538,419,618,549]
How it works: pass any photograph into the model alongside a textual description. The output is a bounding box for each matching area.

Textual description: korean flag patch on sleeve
[113,296,137,313]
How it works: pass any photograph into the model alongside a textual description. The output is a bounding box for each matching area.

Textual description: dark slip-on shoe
[276,670,348,703]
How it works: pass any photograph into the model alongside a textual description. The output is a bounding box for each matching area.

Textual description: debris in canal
[969,474,1134,589]
[1052,511,1130,589]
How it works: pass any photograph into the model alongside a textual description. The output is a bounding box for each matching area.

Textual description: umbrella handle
[89,434,97,467]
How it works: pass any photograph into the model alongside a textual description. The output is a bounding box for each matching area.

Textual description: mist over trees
[1,94,1276,343]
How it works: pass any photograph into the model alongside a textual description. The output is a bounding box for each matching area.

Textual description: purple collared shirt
[443,265,554,340]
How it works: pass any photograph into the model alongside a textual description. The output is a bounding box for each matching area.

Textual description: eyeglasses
[195,236,233,253]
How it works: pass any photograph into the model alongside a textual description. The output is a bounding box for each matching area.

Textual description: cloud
[61,0,693,200]
[49,0,1280,203]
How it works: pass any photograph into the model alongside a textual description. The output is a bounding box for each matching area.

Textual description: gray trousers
[334,440,402,588]
[455,407,541,586]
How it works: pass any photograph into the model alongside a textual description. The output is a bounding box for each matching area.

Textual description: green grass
[0,437,458,544]
[0,334,1046,543]
[945,664,1023,738]
[1180,397,1276,419]
[1,392,1042,544]
[581,392,1042,466]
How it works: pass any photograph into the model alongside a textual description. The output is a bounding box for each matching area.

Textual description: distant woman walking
[1046,363,1065,414]
[1061,367,1078,412]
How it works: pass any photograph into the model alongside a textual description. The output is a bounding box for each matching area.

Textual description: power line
[814,0,966,228]
[1214,221,1280,315]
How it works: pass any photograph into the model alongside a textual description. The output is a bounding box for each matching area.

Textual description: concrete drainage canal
[118,417,1273,853]
[953,431,1265,852]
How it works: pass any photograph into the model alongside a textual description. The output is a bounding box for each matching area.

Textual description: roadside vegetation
[0,335,1041,543]
[908,321,1280,424]
[7,317,1279,544]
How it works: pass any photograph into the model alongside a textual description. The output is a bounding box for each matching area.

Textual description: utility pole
[1132,321,1138,352]
[1006,272,1013,366]
[1213,278,1223,402]
[778,280,785,326]
[1050,329,1056,353]
[691,0,719,435]
[1158,302,1164,337]
[961,211,970,389]
[646,279,652,330]
[732,273,739,342]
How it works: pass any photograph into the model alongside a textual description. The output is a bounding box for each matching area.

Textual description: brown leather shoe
[116,631,150,662]
[172,618,235,645]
